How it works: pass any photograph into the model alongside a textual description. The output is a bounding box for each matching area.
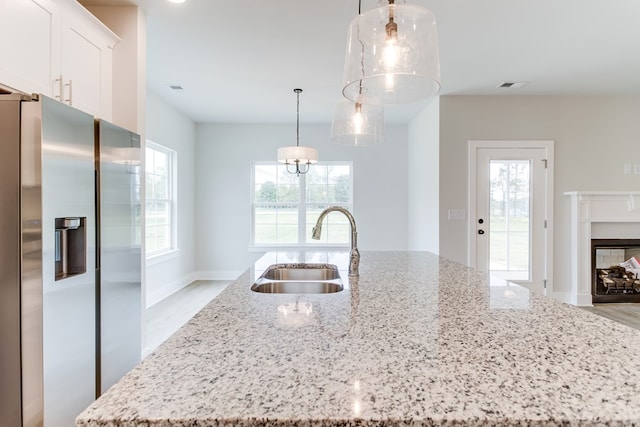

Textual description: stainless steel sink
[252,281,343,294]
[262,265,341,281]
[251,263,343,294]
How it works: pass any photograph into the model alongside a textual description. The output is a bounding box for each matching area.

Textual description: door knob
[478,218,484,224]
[478,229,485,235]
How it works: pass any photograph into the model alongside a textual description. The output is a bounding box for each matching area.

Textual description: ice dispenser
[54,217,86,280]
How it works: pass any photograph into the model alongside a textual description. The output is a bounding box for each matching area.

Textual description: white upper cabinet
[60,3,119,118]
[0,0,60,96]
[0,0,119,119]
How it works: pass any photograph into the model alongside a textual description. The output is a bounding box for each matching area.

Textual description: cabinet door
[0,0,60,96]
[61,9,114,119]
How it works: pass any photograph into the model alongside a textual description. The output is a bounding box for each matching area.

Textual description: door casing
[468,140,554,294]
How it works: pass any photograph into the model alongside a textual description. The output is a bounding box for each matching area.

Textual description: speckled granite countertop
[77,251,640,426]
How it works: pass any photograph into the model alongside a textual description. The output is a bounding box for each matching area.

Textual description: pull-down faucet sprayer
[312,206,359,277]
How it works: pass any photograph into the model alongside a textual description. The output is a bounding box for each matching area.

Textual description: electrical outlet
[448,209,466,221]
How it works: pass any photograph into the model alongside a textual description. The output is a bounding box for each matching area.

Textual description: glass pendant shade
[330,100,384,146]
[342,0,441,105]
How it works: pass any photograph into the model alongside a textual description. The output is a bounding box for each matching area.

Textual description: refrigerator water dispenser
[54,217,86,280]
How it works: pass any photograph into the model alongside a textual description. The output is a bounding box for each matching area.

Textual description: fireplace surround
[565,191,640,305]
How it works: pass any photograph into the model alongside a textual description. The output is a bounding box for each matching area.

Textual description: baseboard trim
[195,270,244,281]
[146,272,197,308]
[550,291,593,307]
[145,270,243,309]
[576,293,594,307]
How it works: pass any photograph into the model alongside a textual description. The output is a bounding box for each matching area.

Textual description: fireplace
[565,191,640,306]
[592,239,640,303]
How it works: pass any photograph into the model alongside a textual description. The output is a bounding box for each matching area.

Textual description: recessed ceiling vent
[498,81,529,89]
[169,85,183,91]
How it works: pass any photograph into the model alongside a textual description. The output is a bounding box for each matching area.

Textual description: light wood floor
[144,280,231,356]
[581,303,640,331]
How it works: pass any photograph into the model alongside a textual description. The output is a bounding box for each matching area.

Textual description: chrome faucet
[312,206,359,276]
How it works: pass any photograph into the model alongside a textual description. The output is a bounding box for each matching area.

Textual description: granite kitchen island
[77,252,640,426]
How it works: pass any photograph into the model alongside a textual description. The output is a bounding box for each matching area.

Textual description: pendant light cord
[357,2,365,96]
[294,88,302,147]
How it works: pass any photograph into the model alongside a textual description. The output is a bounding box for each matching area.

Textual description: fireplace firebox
[592,239,640,303]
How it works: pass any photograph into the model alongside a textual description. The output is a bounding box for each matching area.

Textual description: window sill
[146,249,180,266]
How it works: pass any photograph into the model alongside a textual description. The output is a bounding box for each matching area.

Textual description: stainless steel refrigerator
[95,119,142,397]
[0,93,141,427]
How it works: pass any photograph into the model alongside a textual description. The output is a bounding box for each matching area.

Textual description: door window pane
[489,160,530,281]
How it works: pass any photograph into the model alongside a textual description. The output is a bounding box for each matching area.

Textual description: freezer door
[21,96,96,427]
[96,120,142,395]
[0,96,23,427]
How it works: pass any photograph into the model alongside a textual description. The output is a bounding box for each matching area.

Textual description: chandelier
[277,88,318,175]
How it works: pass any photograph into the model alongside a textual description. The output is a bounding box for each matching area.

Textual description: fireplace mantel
[565,191,640,305]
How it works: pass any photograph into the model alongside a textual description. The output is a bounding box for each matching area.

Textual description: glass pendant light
[277,88,318,175]
[342,0,441,105]
[330,100,384,145]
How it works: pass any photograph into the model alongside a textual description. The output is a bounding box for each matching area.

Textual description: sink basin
[251,263,343,294]
[262,265,341,281]
[251,281,343,294]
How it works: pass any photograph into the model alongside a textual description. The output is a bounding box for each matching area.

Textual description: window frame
[250,161,354,250]
[145,140,178,259]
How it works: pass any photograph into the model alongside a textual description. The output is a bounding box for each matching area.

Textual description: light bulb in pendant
[383,38,399,69]
[330,101,384,145]
[383,7,399,69]
[383,42,398,92]
[383,11,398,92]
[352,103,364,134]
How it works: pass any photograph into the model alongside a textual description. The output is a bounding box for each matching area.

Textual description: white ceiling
[83,0,640,124]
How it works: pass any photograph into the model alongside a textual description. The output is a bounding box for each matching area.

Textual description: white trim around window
[145,141,178,258]
[250,161,353,250]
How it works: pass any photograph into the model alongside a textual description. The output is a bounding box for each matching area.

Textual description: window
[252,162,353,247]
[145,142,176,256]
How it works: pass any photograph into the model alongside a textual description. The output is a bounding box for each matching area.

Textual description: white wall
[408,97,439,252]
[195,123,409,277]
[439,95,640,298]
[145,91,197,307]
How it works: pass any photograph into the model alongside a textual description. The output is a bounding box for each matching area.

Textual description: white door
[470,141,554,295]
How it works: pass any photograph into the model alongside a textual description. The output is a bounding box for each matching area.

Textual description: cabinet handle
[64,80,73,106]
[54,76,64,101]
